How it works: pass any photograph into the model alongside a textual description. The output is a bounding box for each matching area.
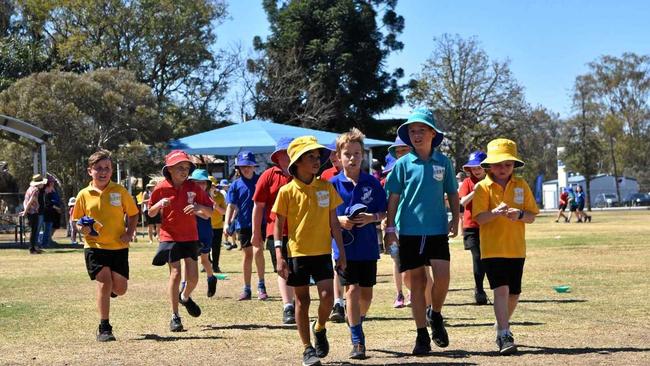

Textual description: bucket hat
[162,150,195,179]
[287,136,329,175]
[235,151,258,167]
[462,151,488,172]
[270,137,293,165]
[388,136,409,159]
[397,107,445,150]
[29,174,48,187]
[480,139,525,168]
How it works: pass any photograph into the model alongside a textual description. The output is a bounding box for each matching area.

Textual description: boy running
[149,150,213,332]
[188,169,218,297]
[384,108,459,354]
[473,138,539,355]
[329,128,386,359]
[72,150,139,341]
[272,136,346,366]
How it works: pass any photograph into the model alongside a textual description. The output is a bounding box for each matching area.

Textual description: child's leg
[168,261,182,314]
[253,245,265,282]
[493,285,510,330]
[242,246,253,287]
[211,229,222,272]
[182,257,199,298]
[429,259,450,312]
[95,267,114,320]
[425,270,433,307]
[392,257,403,295]
[148,225,154,242]
[316,279,334,327]
[508,293,520,320]
[346,284,361,326]
[359,287,373,317]
[408,267,427,328]
[278,276,294,305]
[294,285,312,347]
[111,272,128,296]
[200,253,214,277]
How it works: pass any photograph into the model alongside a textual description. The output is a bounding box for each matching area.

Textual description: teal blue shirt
[385,150,457,236]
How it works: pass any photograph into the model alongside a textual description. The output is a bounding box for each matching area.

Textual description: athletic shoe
[496,331,517,355]
[170,314,183,332]
[587,215,592,223]
[302,345,321,366]
[258,286,269,301]
[329,303,345,323]
[430,312,449,348]
[178,294,201,317]
[110,292,118,298]
[311,321,329,358]
[238,289,252,301]
[207,276,218,298]
[404,293,412,307]
[214,266,222,273]
[393,293,405,308]
[475,289,488,305]
[349,343,366,359]
[96,324,116,342]
[283,306,296,324]
[412,333,431,355]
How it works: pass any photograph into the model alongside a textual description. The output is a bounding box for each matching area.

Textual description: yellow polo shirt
[272,177,342,258]
[472,174,539,259]
[73,181,140,250]
[210,191,226,229]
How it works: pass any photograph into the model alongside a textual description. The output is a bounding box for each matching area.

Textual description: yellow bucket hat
[287,136,329,175]
[480,138,525,168]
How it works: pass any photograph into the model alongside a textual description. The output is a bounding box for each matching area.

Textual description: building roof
[543,174,637,185]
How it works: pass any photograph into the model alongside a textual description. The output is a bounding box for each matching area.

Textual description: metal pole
[40,144,47,175]
[116,162,121,184]
[33,150,38,175]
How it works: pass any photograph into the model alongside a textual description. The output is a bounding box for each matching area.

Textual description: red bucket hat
[162,150,195,179]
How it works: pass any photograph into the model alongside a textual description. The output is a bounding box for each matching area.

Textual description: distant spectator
[555,187,569,223]
[21,174,47,254]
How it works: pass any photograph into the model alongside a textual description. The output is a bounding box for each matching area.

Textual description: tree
[0,69,164,197]
[514,107,562,185]
[252,0,405,131]
[407,34,528,170]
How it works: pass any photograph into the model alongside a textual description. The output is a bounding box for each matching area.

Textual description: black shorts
[237,227,253,249]
[482,258,525,294]
[152,241,201,266]
[398,234,450,273]
[339,260,377,287]
[558,203,567,212]
[577,202,585,211]
[266,236,289,273]
[287,254,334,287]
[85,248,129,280]
[569,205,578,212]
[144,211,161,225]
[463,228,479,250]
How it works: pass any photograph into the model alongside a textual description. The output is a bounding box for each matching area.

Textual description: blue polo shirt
[385,150,457,236]
[330,171,387,261]
[196,216,213,245]
[226,174,259,229]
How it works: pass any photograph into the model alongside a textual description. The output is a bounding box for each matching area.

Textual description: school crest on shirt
[109,193,121,206]
[432,165,445,182]
[360,186,374,205]
[316,190,330,207]
[514,188,524,204]
[187,191,196,204]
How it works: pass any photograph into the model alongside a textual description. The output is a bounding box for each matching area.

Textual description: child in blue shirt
[188,169,218,298]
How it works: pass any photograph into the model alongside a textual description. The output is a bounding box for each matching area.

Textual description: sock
[417,327,429,339]
[283,303,294,311]
[360,315,366,324]
[335,298,344,306]
[304,343,312,350]
[314,321,326,332]
[180,293,188,302]
[258,280,265,289]
[100,319,110,326]
[350,323,363,345]
[431,310,443,324]
[498,328,510,337]
[172,313,180,319]
[244,285,251,292]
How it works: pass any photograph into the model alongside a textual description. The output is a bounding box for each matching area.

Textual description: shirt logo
[187,191,196,204]
[360,186,374,205]
[109,193,121,207]
[316,190,330,207]
[514,188,524,204]
[432,165,445,182]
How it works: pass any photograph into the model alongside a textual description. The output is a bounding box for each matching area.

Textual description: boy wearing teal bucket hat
[384,107,460,355]
[188,169,218,298]
[472,138,539,355]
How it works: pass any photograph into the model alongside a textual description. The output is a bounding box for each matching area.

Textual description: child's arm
[185,203,213,219]
[383,192,400,248]
[251,202,266,248]
[330,209,346,272]
[505,208,536,223]
[459,191,474,207]
[213,197,226,215]
[224,203,238,232]
[273,214,288,279]
[447,192,460,237]
[120,214,139,244]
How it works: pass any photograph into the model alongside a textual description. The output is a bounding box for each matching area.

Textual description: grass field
[1,210,649,365]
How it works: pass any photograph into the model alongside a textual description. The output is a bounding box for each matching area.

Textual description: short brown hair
[336,127,365,152]
[88,149,112,168]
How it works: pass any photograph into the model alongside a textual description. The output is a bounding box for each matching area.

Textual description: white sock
[335,298,344,306]
[498,328,510,337]
[283,303,294,310]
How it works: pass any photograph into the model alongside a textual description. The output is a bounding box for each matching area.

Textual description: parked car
[593,193,619,208]
[622,192,650,207]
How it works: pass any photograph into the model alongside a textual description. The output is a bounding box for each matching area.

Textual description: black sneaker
[311,321,329,358]
[329,303,345,323]
[207,276,218,298]
[110,292,118,298]
[179,293,202,317]
[349,343,366,360]
[302,345,321,366]
[97,324,116,342]
[412,333,431,355]
[475,290,488,305]
[496,332,517,355]
[430,312,449,348]
[283,306,296,324]
[170,314,183,332]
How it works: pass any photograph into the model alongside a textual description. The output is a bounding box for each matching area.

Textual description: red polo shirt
[320,166,340,181]
[253,166,291,237]
[459,176,481,229]
[150,179,213,242]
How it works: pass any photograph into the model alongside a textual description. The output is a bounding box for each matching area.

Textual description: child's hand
[505,208,522,221]
[351,212,375,228]
[159,198,171,208]
[251,232,264,248]
[448,218,458,238]
[338,216,355,230]
[276,258,288,280]
[183,204,197,215]
[78,224,91,236]
[492,202,509,215]
[383,232,398,251]
[335,256,347,273]
[119,232,131,244]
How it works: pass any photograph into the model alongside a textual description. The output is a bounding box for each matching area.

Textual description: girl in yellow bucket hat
[472,138,540,355]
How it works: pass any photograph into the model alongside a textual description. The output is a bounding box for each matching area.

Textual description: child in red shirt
[149,150,213,332]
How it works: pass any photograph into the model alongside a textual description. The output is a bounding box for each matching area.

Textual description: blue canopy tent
[169,119,392,155]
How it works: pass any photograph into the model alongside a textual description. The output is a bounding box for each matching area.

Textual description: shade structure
[169,120,392,155]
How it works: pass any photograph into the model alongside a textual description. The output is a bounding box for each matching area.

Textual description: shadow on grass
[519,299,587,304]
[421,345,650,358]
[136,333,221,342]
[372,349,479,365]
[447,321,544,328]
[202,323,295,331]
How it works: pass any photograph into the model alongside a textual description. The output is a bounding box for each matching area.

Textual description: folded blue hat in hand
[345,203,368,219]
[79,216,99,236]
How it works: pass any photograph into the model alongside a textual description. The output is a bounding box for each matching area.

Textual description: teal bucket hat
[397,107,445,150]
[189,169,210,181]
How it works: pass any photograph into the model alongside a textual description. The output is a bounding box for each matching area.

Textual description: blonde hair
[336,127,365,152]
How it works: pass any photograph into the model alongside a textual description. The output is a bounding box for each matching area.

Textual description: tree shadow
[519,299,587,304]
[202,323,295,331]
[136,333,221,342]
[446,321,544,328]
[372,349,479,365]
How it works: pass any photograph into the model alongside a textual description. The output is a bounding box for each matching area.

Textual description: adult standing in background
[21,174,48,254]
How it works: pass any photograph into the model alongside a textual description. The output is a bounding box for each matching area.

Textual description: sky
[214,0,650,120]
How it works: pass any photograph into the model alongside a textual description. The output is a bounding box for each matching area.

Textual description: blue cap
[345,203,367,218]
[271,137,293,165]
[397,107,445,150]
[382,154,397,174]
[325,142,337,151]
[235,151,258,167]
[462,151,487,171]
[189,169,210,181]
[388,136,409,159]
[219,179,229,187]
